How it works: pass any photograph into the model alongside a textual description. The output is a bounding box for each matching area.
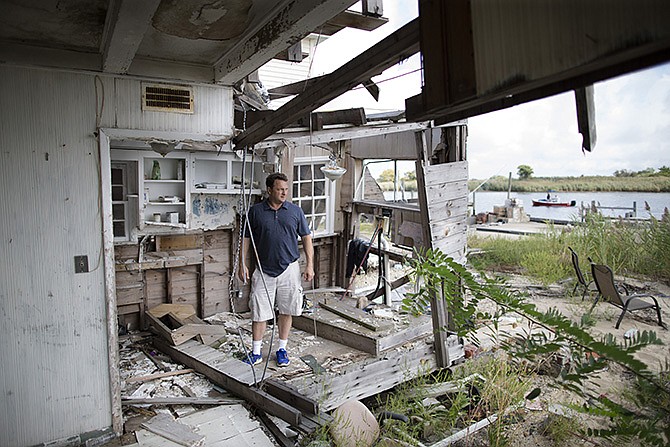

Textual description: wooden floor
[153,293,465,432]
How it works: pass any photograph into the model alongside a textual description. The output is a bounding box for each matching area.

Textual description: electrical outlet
[74,255,89,273]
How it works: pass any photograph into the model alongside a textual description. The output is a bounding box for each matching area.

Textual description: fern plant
[403,248,670,446]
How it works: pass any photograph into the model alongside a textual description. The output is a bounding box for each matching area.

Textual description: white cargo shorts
[249,261,303,322]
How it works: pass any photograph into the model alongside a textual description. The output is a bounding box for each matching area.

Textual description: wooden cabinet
[191,153,263,195]
[111,148,263,239]
[142,154,188,229]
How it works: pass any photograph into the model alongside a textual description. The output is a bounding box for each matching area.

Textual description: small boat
[532,194,576,207]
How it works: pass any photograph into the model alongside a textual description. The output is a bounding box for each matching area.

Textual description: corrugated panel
[471,0,670,94]
[0,67,112,445]
[112,79,234,136]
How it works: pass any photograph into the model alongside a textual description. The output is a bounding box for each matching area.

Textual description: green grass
[469,212,670,284]
[468,175,670,192]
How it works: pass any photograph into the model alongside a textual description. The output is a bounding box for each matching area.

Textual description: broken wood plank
[126,369,194,384]
[140,413,204,447]
[141,348,170,372]
[148,303,197,320]
[122,396,239,406]
[366,275,410,300]
[254,410,295,447]
[377,318,433,352]
[292,314,379,355]
[319,300,387,331]
[233,18,419,148]
[293,341,438,411]
[264,379,319,415]
[152,339,308,431]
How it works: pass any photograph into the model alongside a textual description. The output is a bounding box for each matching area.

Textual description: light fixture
[321,155,347,181]
[149,140,176,157]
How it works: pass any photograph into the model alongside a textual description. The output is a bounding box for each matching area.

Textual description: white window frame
[111,162,129,242]
[292,156,335,236]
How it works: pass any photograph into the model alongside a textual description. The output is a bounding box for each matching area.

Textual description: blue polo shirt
[244,199,311,277]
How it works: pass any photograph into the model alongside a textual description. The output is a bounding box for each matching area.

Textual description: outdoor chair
[590,263,665,329]
[568,247,597,300]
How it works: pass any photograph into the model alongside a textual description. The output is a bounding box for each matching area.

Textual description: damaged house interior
[1,0,669,445]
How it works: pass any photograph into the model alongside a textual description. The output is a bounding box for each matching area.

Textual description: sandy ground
[451,271,670,447]
[353,253,670,447]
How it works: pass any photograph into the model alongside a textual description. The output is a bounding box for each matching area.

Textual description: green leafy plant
[403,248,670,446]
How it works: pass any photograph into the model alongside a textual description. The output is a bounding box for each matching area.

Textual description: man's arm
[301,234,314,282]
[239,237,251,283]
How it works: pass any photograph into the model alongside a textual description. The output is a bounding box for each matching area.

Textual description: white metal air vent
[142,83,194,114]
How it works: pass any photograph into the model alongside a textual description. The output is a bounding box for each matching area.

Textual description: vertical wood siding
[0,66,236,446]
[0,66,112,446]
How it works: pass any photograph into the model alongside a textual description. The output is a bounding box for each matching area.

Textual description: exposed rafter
[100,0,161,74]
[214,0,356,85]
[234,18,420,148]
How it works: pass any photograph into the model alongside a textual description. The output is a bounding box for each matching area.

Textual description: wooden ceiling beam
[100,0,161,74]
[234,18,420,148]
[214,0,356,85]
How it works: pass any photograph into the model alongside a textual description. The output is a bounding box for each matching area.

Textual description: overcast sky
[309,1,670,179]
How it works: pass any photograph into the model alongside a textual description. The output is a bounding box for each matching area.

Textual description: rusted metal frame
[234,18,420,148]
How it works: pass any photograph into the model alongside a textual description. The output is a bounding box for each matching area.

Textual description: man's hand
[303,266,314,282]
[239,264,249,284]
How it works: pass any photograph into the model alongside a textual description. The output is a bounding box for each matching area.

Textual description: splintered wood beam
[268,76,325,98]
[122,396,238,405]
[153,338,305,429]
[575,85,596,152]
[234,18,419,148]
[215,0,354,84]
[125,368,194,383]
[319,301,381,331]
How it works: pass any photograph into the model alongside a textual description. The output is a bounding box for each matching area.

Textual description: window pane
[111,168,123,185]
[301,200,312,215]
[315,164,325,179]
[313,180,325,196]
[293,183,298,197]
[299,182,311,197]
[293,165,300,180]
[113,221,125,238]
[299,165,312,180]
[314,199,326,214]
[315,215,326,232]
[112,185,124,201]
[112,203,125,220]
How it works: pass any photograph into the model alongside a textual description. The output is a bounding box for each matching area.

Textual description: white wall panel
[110,79,234,137]
[0,66,112,445]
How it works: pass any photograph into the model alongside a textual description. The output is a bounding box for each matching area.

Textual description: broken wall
[0,66,113,446]
[0,65,236,446]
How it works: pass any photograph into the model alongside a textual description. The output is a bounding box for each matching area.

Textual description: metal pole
[507,172,512,200]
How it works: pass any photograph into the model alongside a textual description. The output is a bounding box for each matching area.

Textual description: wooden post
[414,130,451,368]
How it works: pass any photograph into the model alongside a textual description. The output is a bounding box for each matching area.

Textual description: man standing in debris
[239,172,314,367]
